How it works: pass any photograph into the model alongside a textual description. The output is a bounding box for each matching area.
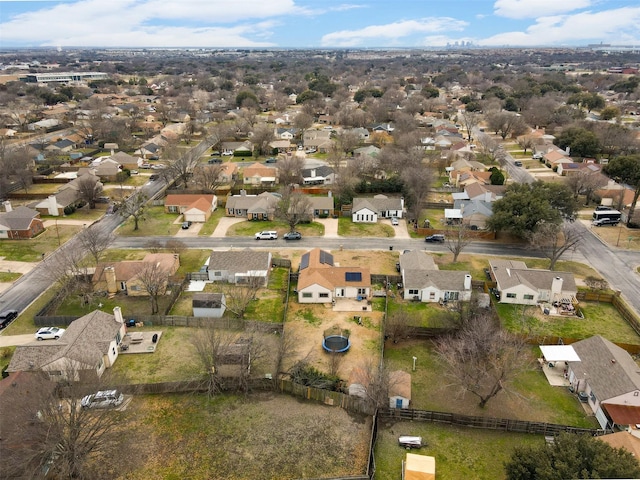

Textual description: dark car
[283,231,302,240]
[265,157,278,164]
[208,157,222,164]
[181,221,192,229]
[425,234,445,243]
[0,309,18,329]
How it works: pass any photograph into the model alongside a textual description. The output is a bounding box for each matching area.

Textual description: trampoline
[322,325,351,353]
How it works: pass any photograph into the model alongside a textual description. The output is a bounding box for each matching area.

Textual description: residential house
[110,151,142,171]
[0,204,44,239]
[192,293,226,318]
[453,198,494,229]
[27,118,60,131]
[45,138,75,153]
[352,195,403,223]
[350,127,370,141]
[218,162,238,183]
[489,259,577,305]
[93,253,180,296]
[32,172,103,216]
[399,251,473,303]
[269,139,292,153]
[369,123,394,133]
[225,191,279,220]
[464,182,505,202]
[221,140,253,156]
[452,170,492,188]
[307,194,335,218]
[92,158,122,182]
[297,248,371,304]
[303,129,333,153]
[6,308,127,382]
[567,335,640,429]
[242,162,278,186]
[164,194,217,223]
[353,145,380,161]
[206,249,272,286]
[557,162,582,176]
[301,165,336,185]
[389,370,411,409]
[543,149,572,168]
[275,127,298,140]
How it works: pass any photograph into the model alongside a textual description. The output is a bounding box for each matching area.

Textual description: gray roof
[454,199,493,218]
[226,192,279,213]
[0,206,40,230]
[568,335,640,402]
[208,249,271,274]
[489,260,577,292]
[404,269,470,291]
[308,196,334,210]
[193,293,224,309]
[353,195,402,214]
[7,310,122,373]
[301,165,334,179]
[400,251,437,272]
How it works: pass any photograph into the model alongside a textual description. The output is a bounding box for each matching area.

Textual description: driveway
[315,217,339,238]
[391,219,411,239]
[211,217,247,237]
[0,333,37,347]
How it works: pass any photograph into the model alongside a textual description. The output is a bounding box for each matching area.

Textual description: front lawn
[116,205,179,236]
[226,220,324,237]
[338,217,394,237]
[1,225,83,261]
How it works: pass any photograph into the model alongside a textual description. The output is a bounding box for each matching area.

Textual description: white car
[391,217,399,226]
[81,390,124,409]
[35,326,65,341]
[255,231,278,240]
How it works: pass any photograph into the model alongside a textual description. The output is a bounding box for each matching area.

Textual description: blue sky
[1,0,639,49]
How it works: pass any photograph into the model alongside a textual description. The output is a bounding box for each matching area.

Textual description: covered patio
[538,345,580,387]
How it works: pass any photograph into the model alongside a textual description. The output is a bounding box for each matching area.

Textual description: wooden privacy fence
[278,378,374,415]
[379,408,607,437]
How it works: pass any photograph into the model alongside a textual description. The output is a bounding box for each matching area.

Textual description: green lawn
[0,225,83,261]
[496,301,640,344]
[337,217,394,237]
[197,208,225,236]
[116,205,179,236]
[226,219,324,237]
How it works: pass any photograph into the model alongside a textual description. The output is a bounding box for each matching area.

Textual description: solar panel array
[300,253,310,270]
[345,272,362,282]
[319,250,333,265]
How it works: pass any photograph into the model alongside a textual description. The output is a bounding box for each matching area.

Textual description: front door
[396,398,403,408]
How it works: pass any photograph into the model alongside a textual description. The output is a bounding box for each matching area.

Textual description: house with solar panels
[296,248,371,304]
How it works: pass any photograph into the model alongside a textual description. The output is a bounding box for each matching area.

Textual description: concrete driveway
[211,217,247,237]
[0,333,37,347]
[315,218,339,238]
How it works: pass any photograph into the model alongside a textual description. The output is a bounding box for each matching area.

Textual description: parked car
[255,231,278,240]
[222,151,233,156]
[35,326,65,341]
[265,157,278,164]
[532,153,543,160]
[514,160,523,167]
[425,234,445,243]
[305,147,317,154]
[141,163,151,168]
[181,221,192,229]
[208,157,222,164]
[283,231,302,240]
[0,309,18,329]
[149,174,159,181]
[391,217,399,225]
[81,390,124,409]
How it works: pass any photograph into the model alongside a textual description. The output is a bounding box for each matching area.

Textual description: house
[353,145,381,160]
[225,191,279,220]
[307,194,335,218]
[192,293,226,318]
[275,127,298,140]
[489,259,577,305]
[464,182,505,202]
[352,195,404,223]
[556,162,582,176]
[217,162,238,183]
[31,172,103,216]
[269,139,293,153]
[301,165,336,185]
[303,129,333,153]
[399,251,473,303]
[110,151,142,170]
[6,308,127,382]
[403,453,436,480]
[45,138,75,153]
[567,336,640,429]
[242,162,278,186]
[92,158,122,181]
[543,149,572,168]
[297,248,371,304]
[389,370,411,408]
[221,140,253,156]
[350,127,370,141]
[0,205,44,239]
[207,249,272,286]
[454,198,493,229]
[92,253,180,296]
[164,194,217,222]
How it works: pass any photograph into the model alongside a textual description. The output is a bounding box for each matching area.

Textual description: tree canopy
[505,433,640,480]
[487,182,578,237]
[603,155,640,222]
[554,127,601,158]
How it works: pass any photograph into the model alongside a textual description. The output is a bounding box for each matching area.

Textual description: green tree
[489,167,505,185]
[599,105,620,120]
[505,433,640,480]
[235,90,259,108]
[421,85,440,98]
[296,89,322,104]
[555,127,601,158]
[604,155,640,223]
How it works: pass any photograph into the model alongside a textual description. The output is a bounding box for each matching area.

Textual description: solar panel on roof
[345,272,362,282]
[319,250,333,265]
[300,253,309,270]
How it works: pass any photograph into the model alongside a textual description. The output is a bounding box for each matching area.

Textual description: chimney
[311,169,316,177]
[113,306,124,324]
[485,191,492,202]
[565,146,570,155]
[552,276,564,294]
[104,266,117,294]
[240,189,246,197]
[47,195,59,216]
[2,200,12,213]
[328,190,332,198]
[464,274,472,290]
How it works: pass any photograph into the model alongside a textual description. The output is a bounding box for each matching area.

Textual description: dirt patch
[284,301,384,379]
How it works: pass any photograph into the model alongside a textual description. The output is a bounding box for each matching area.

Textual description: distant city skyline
[1,0,639,49]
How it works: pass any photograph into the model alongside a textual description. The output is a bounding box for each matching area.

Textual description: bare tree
[191,326,233,398]
[166,149,199,188]
[192,163,226,192]
[165,239,187,255]
[517,135,534,154]
[144,239,164,253]
[274,188,312,232]
[526,222,583,271]
[251,122,275,155]
[446,224,475,263]
[276,155,304,186]
[293,112,314,139]
[486,111,528,140]
[76,226,115,266]
[564,169,608,205]
[1,368,135,479]
[42,245,94,306]
[335,130,361,156]
[459,111,480,141]
[476,132,499,161]
[401,163,434,222]
[385,308,413,343]
[135,260,172,314]
[117,192,147,231]
[352,359,400,413]
[219,275,265,320]
[435,310,531,408]
[75,174,103,209]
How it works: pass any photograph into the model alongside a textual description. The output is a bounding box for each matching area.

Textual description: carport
[538,345,580,386]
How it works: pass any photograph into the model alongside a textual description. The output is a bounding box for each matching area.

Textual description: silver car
[81,390,124,409]
[35,326,65,341]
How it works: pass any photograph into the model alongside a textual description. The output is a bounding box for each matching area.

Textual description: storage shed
[403,453,435,480]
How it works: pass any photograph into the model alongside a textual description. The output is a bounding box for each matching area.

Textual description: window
[523,294,534,300]
[446,291,459,301]
[357,288,367,295]
[214,271,222,277]
[302,292,312,298]
[429,292,436,299]
[319,293,329,298]
[506,293,517,299]
[408,289,418,295]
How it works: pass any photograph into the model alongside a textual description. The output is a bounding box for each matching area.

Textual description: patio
[119,330,163,354]
[538,344,579,387]
[332,298,372,312]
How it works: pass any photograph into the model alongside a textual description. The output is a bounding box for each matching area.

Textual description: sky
[0,0,639,49]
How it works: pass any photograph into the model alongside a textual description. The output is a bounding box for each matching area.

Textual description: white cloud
[480,6,640,46]
[321,18,468,47]
[493,0,593,19]
[0,0,286,46]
